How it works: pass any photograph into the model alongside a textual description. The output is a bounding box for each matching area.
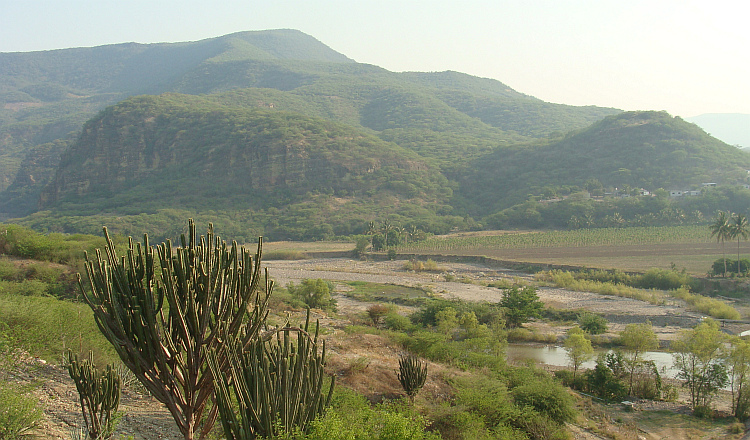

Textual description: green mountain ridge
[2,29,747,239]
[458,111,750,217]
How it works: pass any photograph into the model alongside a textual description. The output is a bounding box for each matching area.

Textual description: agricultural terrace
[397,225,747,275]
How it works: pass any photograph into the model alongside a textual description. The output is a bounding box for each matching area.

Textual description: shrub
[711,258,750,276]
[638,268,693,290]
[506,328,556,343]
[511,380,576,425]
[578,313,608,335]
[352,236,370,258]
[367,303,392,326]
[450,375,518,428]
[295,388,440,440]
[671,287,740,320]
[384,312,412,331]
[0,258,21,281]
[287,279,338,312]
[402,259,444,273]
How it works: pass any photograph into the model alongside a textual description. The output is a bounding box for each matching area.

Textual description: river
[507,343,680,379]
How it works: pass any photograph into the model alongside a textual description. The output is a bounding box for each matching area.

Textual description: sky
[1,0,748,119]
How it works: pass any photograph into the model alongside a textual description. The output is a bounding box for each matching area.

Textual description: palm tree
[731,213,749,274]
[710,211,732,276]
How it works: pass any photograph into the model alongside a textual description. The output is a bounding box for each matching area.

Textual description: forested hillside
[2,29,749,240]
[458,111,750,217]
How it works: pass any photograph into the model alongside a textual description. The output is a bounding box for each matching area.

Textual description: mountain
[686,113,750,148]
[5,30,747,240]
[0,29,619,222]
[457,111,750,217]
[0,29,354,190]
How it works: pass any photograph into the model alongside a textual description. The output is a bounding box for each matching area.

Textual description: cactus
[397,354,427,401]
[66,350,121,439]
[78,219,272,440]
[208,310,335,440]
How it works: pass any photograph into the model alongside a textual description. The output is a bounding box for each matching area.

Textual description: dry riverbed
[265,257,747,343]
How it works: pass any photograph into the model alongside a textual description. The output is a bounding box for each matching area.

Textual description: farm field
[396,226,749,275]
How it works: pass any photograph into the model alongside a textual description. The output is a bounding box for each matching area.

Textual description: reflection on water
[506,344,679,379]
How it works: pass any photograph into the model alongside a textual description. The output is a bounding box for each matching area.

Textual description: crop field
[398,226,749,274]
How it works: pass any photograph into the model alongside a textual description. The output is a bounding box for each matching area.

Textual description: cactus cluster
[66,350,121,439]
[209,310,335,440]
[397,354,427,401]
[79,219,272,440]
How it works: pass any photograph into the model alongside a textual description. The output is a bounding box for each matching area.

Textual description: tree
[725,336,750,419]
[710,211,732,276]
[367,303,391,327]
[730,212,749,275]
[564,326,594,378]
[620,322,658,395]
[578,313,608,335]
[287,279,337,312]
[79,220,272,440]
[499,286,544,328]
[672,319,728,411]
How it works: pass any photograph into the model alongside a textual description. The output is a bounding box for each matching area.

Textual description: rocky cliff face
[39,95,436,211]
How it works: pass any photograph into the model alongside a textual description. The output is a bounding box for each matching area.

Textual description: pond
[506,344,680,379]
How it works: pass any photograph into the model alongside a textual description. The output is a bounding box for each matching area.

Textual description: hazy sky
[1,0,747,118]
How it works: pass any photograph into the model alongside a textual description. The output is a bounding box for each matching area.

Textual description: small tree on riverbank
[673,319,728,413]
[564,326,593,379]
[500,286,543,328]
[620,322,658,396]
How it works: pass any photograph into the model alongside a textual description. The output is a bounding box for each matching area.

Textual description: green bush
[711,258,750,276]
[637,268,693,290]
[511,380,576,425]
[0,259,21,281]
[384,312,413,331]
[578,313,608,335]
[450,375,518,429]
[671,287,740,320]
[287,279,338,312]
[293,388,440,440]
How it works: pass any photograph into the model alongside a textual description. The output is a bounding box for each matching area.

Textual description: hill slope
[41,94,448,211]
[458,111,750,216]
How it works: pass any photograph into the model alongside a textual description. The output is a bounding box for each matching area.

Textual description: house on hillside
[669,189,701,197]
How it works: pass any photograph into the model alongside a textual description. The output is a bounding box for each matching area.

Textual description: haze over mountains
[686,114,750,149]
[1,29,748,240]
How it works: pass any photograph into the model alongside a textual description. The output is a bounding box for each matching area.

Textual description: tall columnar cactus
[78,219,272,440]
[397,354,427,401]
[66,350,121,439]
[208,310,335,440]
